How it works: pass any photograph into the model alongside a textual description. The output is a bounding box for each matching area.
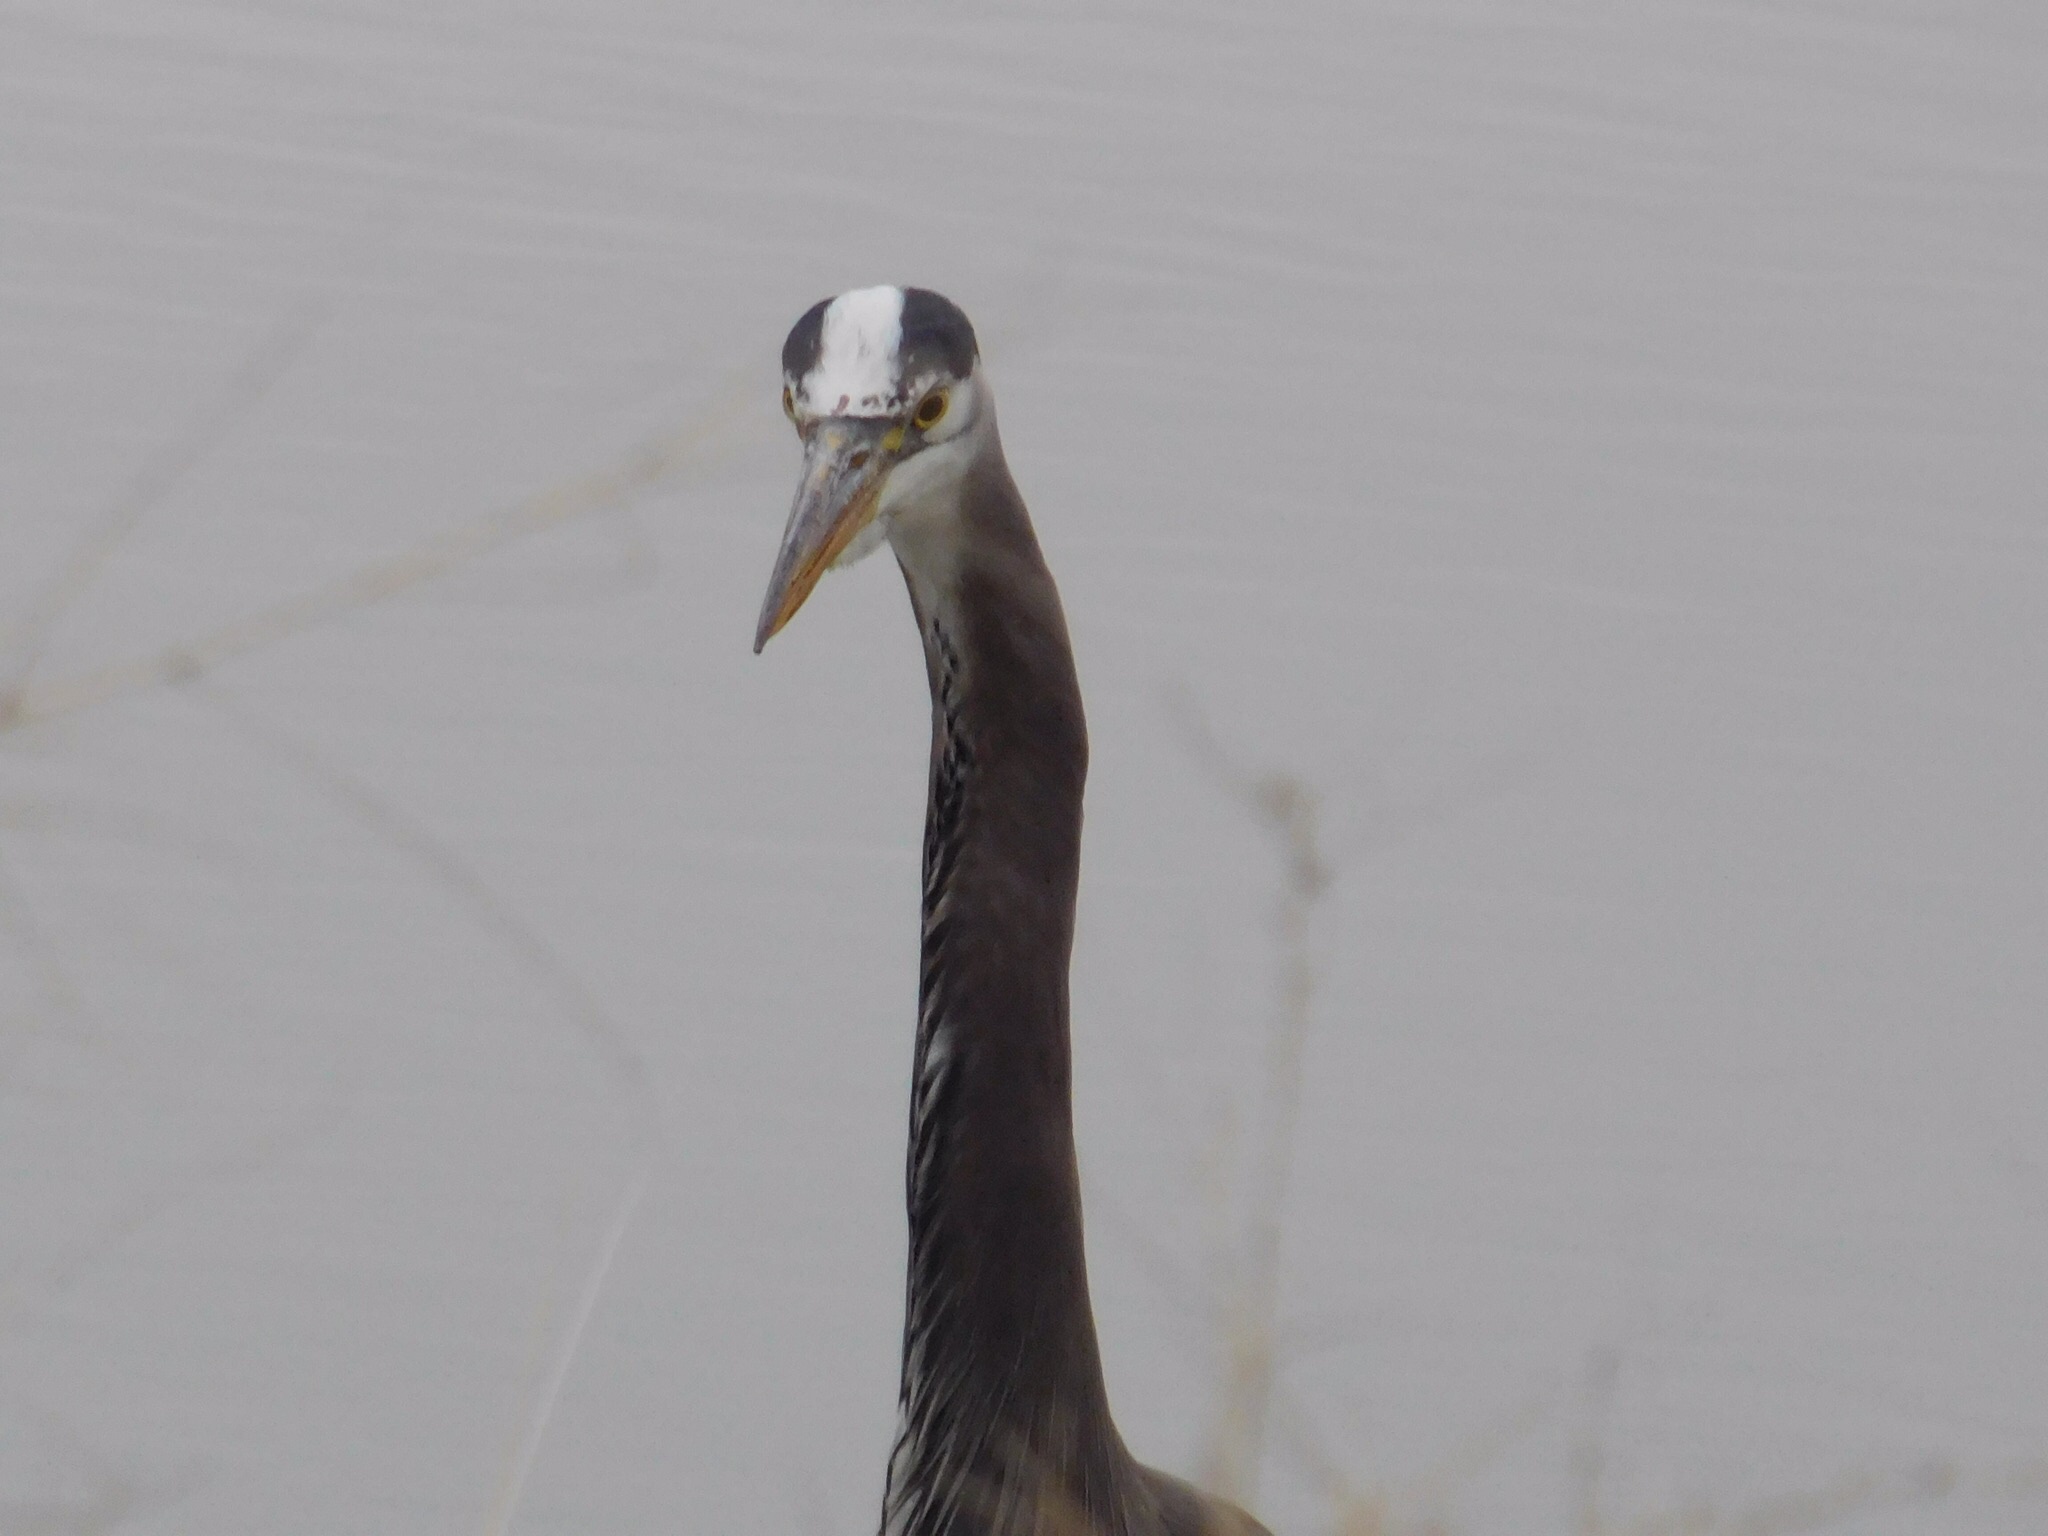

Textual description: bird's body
[757,287,1270,1536]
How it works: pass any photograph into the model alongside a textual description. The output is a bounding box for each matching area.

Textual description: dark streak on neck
[882,456,1141,1536]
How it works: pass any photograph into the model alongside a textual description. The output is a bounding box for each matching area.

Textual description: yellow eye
[913,391,948,430]
[782,385,796,420]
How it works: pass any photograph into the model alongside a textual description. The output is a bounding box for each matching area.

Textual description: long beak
[754,419,896,652]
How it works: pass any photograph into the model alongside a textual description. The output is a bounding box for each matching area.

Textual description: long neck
[880,451,1138,1536]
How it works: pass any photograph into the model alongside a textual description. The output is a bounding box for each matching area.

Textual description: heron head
[754,286,987,651]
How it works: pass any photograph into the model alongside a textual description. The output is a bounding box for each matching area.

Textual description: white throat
[878,375,994,588]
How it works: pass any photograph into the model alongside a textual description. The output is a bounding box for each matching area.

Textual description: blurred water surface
[1,3,2044,1532]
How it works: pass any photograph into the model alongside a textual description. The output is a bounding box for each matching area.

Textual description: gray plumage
[757,287,1272,1536]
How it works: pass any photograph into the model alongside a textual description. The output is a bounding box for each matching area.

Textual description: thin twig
[479,1162,650,1536]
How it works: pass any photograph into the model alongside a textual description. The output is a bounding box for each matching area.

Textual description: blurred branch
[187,681,662,1536]
[1569,1347,1621,1536]
[0,1078,353,1346]
[0,841,87,1055]
[0,1418,202,1536]
[1171,695,1333,1512]
[0,304,330,705]
[0,374,751,737]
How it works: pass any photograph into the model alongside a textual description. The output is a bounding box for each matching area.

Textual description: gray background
[2,2,2044,1532]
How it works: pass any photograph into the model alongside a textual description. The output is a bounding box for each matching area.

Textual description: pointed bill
[754,420,897,651]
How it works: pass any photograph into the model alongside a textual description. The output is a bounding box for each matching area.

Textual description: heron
[755,287,1273,1536]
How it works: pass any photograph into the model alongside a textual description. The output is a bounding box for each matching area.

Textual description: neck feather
[879,450,1142,1536]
